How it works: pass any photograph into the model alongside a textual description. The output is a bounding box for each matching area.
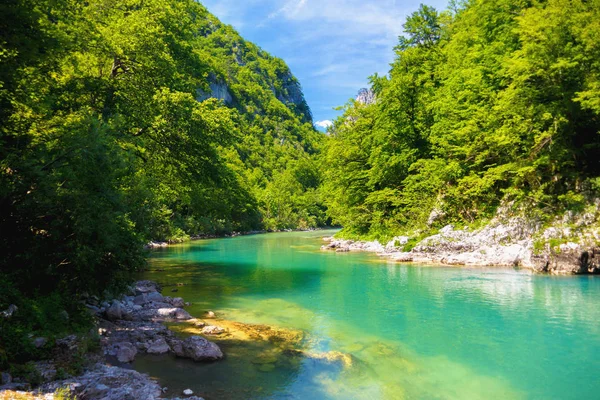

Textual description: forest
[0,0,325,366]
[2,0,600,369]
[324,0,600,240]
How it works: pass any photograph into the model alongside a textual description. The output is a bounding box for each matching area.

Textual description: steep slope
[323,0,600,244]
[0,0,325,366]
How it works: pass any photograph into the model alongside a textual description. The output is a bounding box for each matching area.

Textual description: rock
[133,294,147,305]
[133,305,143,311]
[86,304,101,315]
[172,336,223,361]
[196,77,233,105]
[385,236,409,251]
[146,241,169,249]
[156,308,192,320]
[205,311,216,319]
[33,361,57,382]
[146,292,164,303]
[135,280,161,295]
[0,382,31,391]
[194,321,207,328]
[171,288,179,293]
[356,88,375,105]
[1,372,12,385]
[427,207,446,226]
[146,338,170,354]
[56,334,79,352]
[39,363,162,400]
[391,252,414,262]
[170,297,185,307]
[33,337,48,348]
[201,325,225,335]
[109,342,137,363]
[183,388,194,396]
[105,301,123,321]
[0,304,17,318]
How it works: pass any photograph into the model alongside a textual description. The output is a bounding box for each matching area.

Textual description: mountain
[323,0,600,246]
[0,0,326,361]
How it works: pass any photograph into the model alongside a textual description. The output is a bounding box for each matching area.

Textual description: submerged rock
[201,325,225,335]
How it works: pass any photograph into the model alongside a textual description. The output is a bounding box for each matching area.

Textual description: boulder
[109,342,137,363]
[56,334,79,352]
[105,301,123,321]
[146,292,164,303]
[133,294,147,305]
[172,336,223,361]
[183,388,194,396]
[39,364,162,400]
[157,308,192,320]
[170,297,185,307]
[146,338,170,355]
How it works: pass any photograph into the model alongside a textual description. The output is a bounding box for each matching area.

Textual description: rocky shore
[1,280,356,399]
[0,280,223,400]
[322,214,600,275]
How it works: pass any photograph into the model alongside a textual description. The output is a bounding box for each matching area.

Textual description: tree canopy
[323,0,600,240]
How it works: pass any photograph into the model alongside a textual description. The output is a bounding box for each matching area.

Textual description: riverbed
[135,230,600,399]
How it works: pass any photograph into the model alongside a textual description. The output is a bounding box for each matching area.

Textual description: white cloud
[268,0,308,19]
[315,120,333,129]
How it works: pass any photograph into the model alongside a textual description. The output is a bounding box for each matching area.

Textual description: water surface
[135,230,600,399]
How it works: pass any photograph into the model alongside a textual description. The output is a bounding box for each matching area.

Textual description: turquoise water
[136,230,600,399]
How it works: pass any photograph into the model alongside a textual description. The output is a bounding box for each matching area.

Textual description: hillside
[323,0,600,252]
[0,0,324,366]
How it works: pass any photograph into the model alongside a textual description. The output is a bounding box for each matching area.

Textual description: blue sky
[200,0,449,130]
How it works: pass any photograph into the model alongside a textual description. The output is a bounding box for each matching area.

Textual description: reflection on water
[137,231,600,399]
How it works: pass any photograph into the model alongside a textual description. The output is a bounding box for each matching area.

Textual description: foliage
[0,0,324,366]
[323,0,600,240]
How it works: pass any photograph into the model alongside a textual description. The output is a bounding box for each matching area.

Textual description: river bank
[1,279,352,400]
[322,213,600,275]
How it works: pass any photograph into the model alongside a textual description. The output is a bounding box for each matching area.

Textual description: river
[134,230,600,399]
